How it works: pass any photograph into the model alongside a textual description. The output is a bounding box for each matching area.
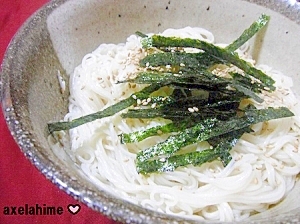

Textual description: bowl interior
[2,0,300,223]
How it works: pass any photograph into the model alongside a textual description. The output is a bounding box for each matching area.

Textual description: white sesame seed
[147,98,151,103]
[151,103,157,108]
[137,99,142,105]
[132,95,137,99]
[157,130,163,135]
[166,65,171,69]
[159,158,166,162]
[180,63,185,67]
[193,107,199,112]
[188,108,194,113]
[235,155,241,161]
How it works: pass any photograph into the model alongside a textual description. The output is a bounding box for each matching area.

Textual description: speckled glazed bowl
[1,0,300,223]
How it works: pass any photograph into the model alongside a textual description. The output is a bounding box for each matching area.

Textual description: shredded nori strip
[136,107,293,173]
[136,128,248,174]
[226,14,270,52]
[136,107,293,164]
[47,84,162,133]
[141,35,275,90]
[122,100,240,120]
[121,71,264,102]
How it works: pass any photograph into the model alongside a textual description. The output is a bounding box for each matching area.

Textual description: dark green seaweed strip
[119,71,230,91]
[142,35,275,90]
[135,31,148,38]
[47,84,162,133]
[126,71,263,102]
[120,105,220,144]
[122,108,236,126]
[226,14,270,52]
[140,52,220,72]
[121,99,243,143]
[136,148,219,174]
[208,127,251,165]
[136,107,293,162]
[230,72,262,92]
[120,71,229,85]
[122,100,239,119]
[231,82,263,103]
[136,118,218,162]
[138,14,270,73]
[119,122,181,144]
[169,80,263,103]
[138,15,270,69]
[166,96,240,110]
[136,127,249,173]
[121,104,220,144]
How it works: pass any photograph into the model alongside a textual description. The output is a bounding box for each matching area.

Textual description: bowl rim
[1,0,300,223]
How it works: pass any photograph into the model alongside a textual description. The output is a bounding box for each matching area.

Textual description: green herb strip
[142,35,275,90]
[47,84,162,133]
[136,107,293,163]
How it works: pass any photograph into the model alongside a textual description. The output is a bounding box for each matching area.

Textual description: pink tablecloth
[0,1,118,223]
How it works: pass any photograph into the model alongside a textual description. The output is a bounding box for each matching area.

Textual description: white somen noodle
[49,27,300,222]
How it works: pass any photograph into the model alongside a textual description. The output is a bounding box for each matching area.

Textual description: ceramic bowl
[1,0,300,223]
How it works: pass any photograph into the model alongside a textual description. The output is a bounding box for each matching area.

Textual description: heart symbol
[67,204,81,215]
